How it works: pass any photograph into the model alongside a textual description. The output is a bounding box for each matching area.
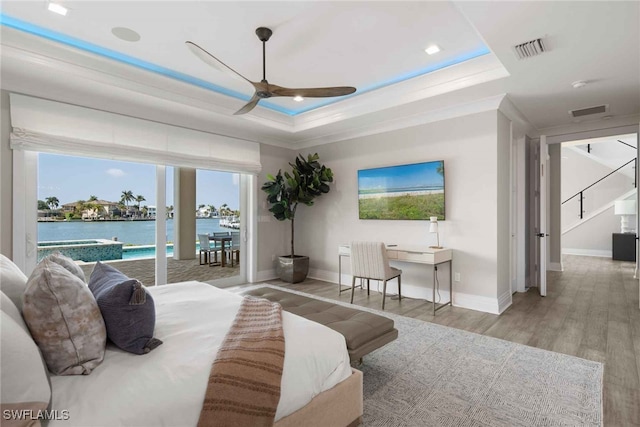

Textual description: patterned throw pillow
[0,254,28,311]
[46,252,86,283]
[23,259,107,375]
[89,262,162,355]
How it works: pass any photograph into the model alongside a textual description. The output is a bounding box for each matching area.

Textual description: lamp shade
[614,200,636,215]
[429,216,438,233]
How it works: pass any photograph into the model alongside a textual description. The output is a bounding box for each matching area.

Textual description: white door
[538,137,549,296]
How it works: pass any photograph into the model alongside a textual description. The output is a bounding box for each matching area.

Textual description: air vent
[569,105,608,118]
[513,38,547,59]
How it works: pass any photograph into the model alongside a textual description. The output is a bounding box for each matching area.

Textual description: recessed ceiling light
[111,27,141,42]
[293,96,304,102]
[571,80,587,89]
[425,45,440,55]
[47,2,68,16]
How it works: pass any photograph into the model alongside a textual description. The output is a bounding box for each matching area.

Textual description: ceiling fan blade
[234,93,261,115]
[270,86,356,98]
[185,41,251,84]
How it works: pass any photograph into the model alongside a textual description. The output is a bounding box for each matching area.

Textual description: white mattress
[49,282,352,426]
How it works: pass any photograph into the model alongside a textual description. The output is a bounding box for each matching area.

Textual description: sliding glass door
[36,153,158,285]
[30,153,248,286]
[164,167,245,286]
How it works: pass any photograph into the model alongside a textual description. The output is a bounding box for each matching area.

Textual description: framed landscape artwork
[358,160,445,220]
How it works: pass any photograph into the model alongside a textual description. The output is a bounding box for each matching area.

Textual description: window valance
[9,94,261,174]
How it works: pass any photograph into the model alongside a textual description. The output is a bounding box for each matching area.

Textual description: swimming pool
[38,239,124,262]
[122,243,201,260]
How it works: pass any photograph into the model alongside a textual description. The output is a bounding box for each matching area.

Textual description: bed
[46,281,363,427]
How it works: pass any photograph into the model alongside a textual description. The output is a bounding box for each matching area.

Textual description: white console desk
[338,244,453,315]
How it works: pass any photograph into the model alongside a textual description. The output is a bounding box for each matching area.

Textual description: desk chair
[350,241,402,310]
[198,234,215,266]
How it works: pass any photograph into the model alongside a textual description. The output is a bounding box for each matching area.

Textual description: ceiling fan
[186,27,357,115]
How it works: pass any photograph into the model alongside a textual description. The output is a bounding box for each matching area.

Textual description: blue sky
[358,161,444,191]
[38,153,239,209]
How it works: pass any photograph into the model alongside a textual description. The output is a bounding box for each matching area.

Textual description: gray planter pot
[277,255,309,283]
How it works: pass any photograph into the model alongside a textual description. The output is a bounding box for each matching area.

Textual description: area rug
[243,284,603,427]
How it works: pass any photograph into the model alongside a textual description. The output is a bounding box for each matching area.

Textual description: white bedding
[49,282,352,426]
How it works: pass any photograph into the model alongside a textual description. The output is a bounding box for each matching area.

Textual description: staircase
[561,138,637,257]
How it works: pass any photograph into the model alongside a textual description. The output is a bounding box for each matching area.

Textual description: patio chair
[211,231,230,263]
[198,234,216,266]
[229,232,240,267]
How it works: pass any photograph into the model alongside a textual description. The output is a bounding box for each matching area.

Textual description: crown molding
[0,28,295,129]
[295,94,507,149]
[291,54,508,132]
[1,25,516,150]
[498,95,537,137]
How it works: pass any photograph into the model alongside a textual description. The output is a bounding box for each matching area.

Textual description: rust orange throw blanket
[198,297,285,427]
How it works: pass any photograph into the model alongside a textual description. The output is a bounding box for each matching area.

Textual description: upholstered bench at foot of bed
[243,287,398,363]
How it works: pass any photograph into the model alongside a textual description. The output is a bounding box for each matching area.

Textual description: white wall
[294,110,509,314]
[496,111,513,310]
[256,143,295,281]
[563,205,621,257]
[0,90,11,258]
[549,143,562,268]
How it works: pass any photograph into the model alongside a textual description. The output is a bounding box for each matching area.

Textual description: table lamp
[614,199,636,234]
[429,216,443,249]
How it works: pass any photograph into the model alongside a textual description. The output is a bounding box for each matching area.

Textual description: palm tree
[208,204,216,216]
[134,195,146,217]
[45,196,59,210]
[121,190,134,217]
[220,203,229,217]
[88,195,98,202]
[121,190,134,208]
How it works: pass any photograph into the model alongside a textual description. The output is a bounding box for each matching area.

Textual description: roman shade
[9,94,261,174]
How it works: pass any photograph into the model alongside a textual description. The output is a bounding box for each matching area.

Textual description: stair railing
[562,158,637,219]
[618,139,637,150]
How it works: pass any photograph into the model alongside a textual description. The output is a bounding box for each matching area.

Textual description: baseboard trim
[308,268,502,315]
[548,262,564,272]
[256,269,277,282]
[562,248,612,258]
[454,292,502,315]
[497,289,513,314]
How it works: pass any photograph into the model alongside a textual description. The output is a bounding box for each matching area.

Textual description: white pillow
[0,254,28,311]
[0,291,28,333]
[0,311,51,417]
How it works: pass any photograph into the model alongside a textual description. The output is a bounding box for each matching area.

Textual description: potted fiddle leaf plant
[262,153,334,283]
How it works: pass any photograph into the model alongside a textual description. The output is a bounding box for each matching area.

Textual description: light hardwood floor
[241,255,639,426]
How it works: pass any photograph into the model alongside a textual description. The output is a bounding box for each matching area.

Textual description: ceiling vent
[513,38,547,59]
[569,105,609,118]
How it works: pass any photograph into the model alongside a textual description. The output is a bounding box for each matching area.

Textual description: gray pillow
[88,262,162,355]
[23,259,107,375]
[46,252,86,283]
[0,254,28,311]
[0,311,51,419]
